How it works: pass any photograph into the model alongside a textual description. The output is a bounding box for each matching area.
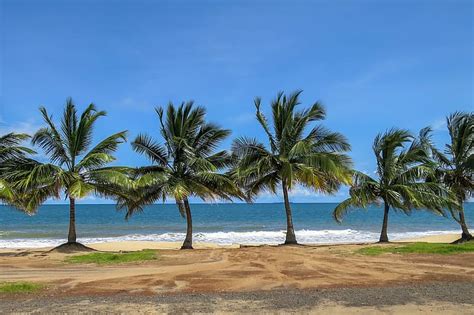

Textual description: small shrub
[65,249,157,265]
[357,242,474,255]
[0,282,44,293]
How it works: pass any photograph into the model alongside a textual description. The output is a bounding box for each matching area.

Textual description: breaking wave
[0,229,459,248]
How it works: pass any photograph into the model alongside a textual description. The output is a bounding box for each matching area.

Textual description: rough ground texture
[1,282,473,314]
[1,244,473,313]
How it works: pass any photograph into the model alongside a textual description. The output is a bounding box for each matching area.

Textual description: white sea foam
[0,229,460,248]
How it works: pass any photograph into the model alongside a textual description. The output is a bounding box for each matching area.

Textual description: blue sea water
[0,203,472,248]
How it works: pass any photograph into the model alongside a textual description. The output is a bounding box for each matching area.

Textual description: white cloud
[252,180,355,203]
[337,58,418,90]
[352,61,398,86]
[0,117,49,160]
[230,112,255,124]
[117,97,153,112]
[0,117,41,136]
[257,184,323,199]
[287,185,316,197]
[431,118,447,131]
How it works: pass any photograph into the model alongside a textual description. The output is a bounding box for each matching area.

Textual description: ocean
[0,203,472,248]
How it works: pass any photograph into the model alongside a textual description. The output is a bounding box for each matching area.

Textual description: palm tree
[333,128,454,242]
[232,91,352,245]
[120,101,241,249]
[0,133,34,162]
[430,112,473,241]
[0,133,35,206]
[6,98,128,250]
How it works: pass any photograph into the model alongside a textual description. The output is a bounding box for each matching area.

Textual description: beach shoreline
[0,232,461,252]
[79,232,465,251]
[3,203,470,250]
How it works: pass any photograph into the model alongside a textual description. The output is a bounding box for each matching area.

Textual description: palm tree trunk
[379,202,389,243]
[282,181,297,245]
[181,198,193,249]
[68,197,77,243]
[459,205,472,240]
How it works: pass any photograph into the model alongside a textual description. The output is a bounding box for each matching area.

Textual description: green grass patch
[0,282,44,294]
[357,241,474,256]
[65,249,157,265]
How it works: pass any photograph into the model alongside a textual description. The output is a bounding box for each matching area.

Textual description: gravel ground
[1,282,473,314]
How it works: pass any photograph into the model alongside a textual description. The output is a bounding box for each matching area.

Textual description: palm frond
[333,198,356,222]
[0,133,35,162]
[129,101,239,216]
[132,133,168,166]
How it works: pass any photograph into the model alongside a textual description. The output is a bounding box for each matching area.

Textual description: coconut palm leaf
[428,112,473,241]
[232,91,352,244]
[334,128,456,242]
[0,133,38,209]
[123,101,243,249]
[8,98,128,248]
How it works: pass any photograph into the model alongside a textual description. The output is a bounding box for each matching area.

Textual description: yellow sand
[397,233,460,243]
[89,241,239,251]
[0,233,461,254]
[87,233,460,251]
[1,235,472,296]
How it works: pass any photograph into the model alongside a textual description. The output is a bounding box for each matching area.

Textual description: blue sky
[0,0,472,203]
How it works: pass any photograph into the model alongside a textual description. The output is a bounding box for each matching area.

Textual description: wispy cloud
[0,117,41,136]
[287,185,316,197]
[257,184,314,199]
[117,97,153,112]
[256,184,350,202]
[430,118,447,131]
[0,116,49,160]
[337,58,418,90]
[229,112,255,125]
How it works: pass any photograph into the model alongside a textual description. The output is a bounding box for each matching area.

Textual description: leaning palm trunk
[333,128,453,244]
[68,197,77,243]
[379,202,389,242]
[181,198,193,249]
[428,112,473,243]
[459,207,472,241]
[282,181,297,244]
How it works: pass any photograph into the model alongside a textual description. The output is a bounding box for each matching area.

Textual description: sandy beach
[0,233,461,253]
[396,233,462,244]
[1,233,473,313]
[53,233,467,252]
